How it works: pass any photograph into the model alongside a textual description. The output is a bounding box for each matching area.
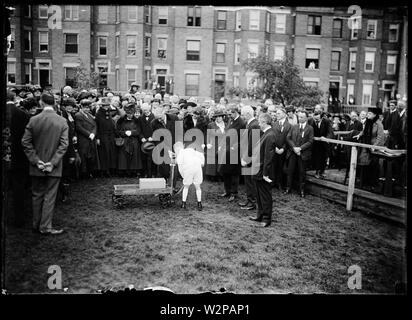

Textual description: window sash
[364,52,375,71]
[362,84,372,105]
[389,24,399,42]
[217,11,226,20]
[234,43,240,64]
[275,14,286,33]
[127,69,137,87]
[25,63,32,84]
[266,12,270,32]
[99,37,107,55]
[187,40,200,51]
[7,62,16,84]
[158,38,167,50]
[24,5,31,17]
[159,7,168,23]
[234,75,239,87]
[24,31,31,51]
[248,43,259,58]
[236,11,242,30]
[331,51,341,70]
[185,74,199,96]
[127,36,137,56]
[387,55,397,74]
[349,52,357,70]
[333,19,342,37]
[145,36,151,57]
[99,6,108,22]
[249,10,260,30]
[65,34,78,53]
[308,15,321,34]
[39,5,48,18]
[274,45,285,60]
[39,31,48,52]
[367,20,377,39]
[115,36,119,57]
[306,48,319,59]
[128,6,138,21]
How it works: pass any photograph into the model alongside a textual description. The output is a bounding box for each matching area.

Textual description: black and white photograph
[1,2,408,300]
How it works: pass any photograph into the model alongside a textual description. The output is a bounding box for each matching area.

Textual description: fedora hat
[141,141,155,154]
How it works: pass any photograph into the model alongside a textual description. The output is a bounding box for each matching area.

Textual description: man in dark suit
[398,100,407,149]
[218,105,246,202]
[8,91,31,227]
[249,113,276,227]
[383,100,402,149]
[285,110,314,197]
[138,102,155,178]
[272,107,292,191]
[21,93,69,235]
[239,105,260,210]
[311,111,333,178]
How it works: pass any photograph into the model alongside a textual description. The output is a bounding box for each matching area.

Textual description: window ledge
[307,34,322,37]
[348,70,356,73]
[304,68,320,71]
[64,53,79,57]
[364,70,374,73]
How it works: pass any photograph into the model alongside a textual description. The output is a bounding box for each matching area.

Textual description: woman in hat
[116,103,143,177]
[74,99,100,179]
[95,97,118,177]
[205,107,227,181]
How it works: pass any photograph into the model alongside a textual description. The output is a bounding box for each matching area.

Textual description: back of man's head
[40,93,55,107]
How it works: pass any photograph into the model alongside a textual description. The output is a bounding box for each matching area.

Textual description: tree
[72,62,100,89]
[235,53,324,108]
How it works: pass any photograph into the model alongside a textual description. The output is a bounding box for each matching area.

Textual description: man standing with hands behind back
[22,93,69,235]
[249,113,276,227]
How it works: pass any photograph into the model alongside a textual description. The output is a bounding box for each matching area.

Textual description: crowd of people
[6,81,407,231]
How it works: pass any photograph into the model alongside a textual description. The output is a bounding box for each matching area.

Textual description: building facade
[7,5,407,105]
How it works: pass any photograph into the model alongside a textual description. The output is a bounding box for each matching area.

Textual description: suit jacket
[286,123,314,161]
[272,118,292,150]
[251,127,276,180]
[138,113,155,140]
[240,118,260,163]
[312,118,334,150]
[400,111,407,148]
[10,102,30,171]
[151,113,178,148]
[21,109,69,177]
[344,119,363,141]
[383,110,402,148]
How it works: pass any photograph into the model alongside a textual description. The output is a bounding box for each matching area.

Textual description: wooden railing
[313,136,406,211]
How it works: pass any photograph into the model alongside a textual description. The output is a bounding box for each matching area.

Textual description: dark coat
[218,115,246,175]
[21,109,69,177]
[205,121,227,176]
[272,118,292,150]
[116,115,142,170]
[344,119,363,141]
[251,128,276,180]
[138,113,155,141]
[383,110,402,149]
[286,123,314,162]
[95,108,117,170]
[74,111,100,173]
[240,118,260,165]
[400,110,407,149]
[10,102,30,172]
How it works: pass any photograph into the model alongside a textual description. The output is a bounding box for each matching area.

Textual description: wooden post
[346,146,358,211]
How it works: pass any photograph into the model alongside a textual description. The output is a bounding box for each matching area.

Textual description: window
[65,67,77,87]
[233,74,239,87]
[333,19,342,38]
[128,6,138,21]
[186,40,200,61]
[97,62,108,88]
[236,11,241,30]
[24,30,31,51]
[265,43,269,57]
[351,18,360,39]
[266,12,270,32]
[347,83,355,104]
[364,51,375,72]
[305,48,320,69]
[387,54,397,74]
[248,43,259,59]
[116,6,120,23]
[65,5,79,20]
[349,51,357,71]
[145,36,151,58]
[39,31,48,52]
[115,35,119,57]
[158,38,167,58]
[274,45,285,60]
[7,62,16,84]
[389,24,399,42]
[99,36,107,56]
[249,10,260,30]
[127,69,137,88]
[362,84,373,105]
[158,7,168,24]
[127,35,137,56]
[185,74,199,96]
[24,5,31,18]
[115,69,119,90]
[246,75,257,88]
[39,5,48,19]
[187,6,201,26]
[275,14,286,33]
[217,11,227,30]
[65,33,78,54]
[331,51,341,71]
[216,43,226,63]
[367,20,377,39]
[307,15,321,35]
[25,63,32,84]
[10,28,15,51]
[304,81,318,87]
[145,6,151,23]
[234,42,241,64]
[144,69,151,89]
[98,6,108,23]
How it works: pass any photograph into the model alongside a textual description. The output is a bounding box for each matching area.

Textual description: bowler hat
[141,141,155,154]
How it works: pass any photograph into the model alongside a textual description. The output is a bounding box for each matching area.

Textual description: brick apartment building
[7,5,407,106]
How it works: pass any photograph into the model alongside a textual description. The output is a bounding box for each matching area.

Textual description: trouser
[223,174,239,195]
[287,154,308,191]
[142,152,155,177]
[31,176,61,232]
[273,153,286,188]
[244,174,256,202]
[10,169,31,226]
[254,179,273,223]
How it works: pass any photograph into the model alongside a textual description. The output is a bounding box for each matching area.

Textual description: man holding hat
[138,103,155,178]
[21,93,69,235]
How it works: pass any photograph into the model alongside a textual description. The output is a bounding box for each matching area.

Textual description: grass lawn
[4,177,406,293]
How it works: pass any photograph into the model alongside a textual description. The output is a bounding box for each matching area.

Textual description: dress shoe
[241,203,256,210]
[238,200,250,207]
[39,228,64,235]
[283,188,290,195]
[181,201,187,209]
[260,222,271,228]
[197,202,203,211]
[249,216,262,222]
[219,192,230,198]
